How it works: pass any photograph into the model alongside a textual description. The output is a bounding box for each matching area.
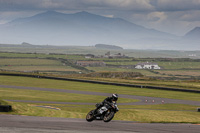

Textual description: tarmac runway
[0,115,200,133]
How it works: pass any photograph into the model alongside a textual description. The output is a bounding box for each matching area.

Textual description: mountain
[184,27,200,39]
[0,10,198,50]
[181,27,200,49]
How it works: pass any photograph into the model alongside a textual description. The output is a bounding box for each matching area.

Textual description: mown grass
[117,108,200,123]
[120,104,198,111]
[2,101,200,123]
[1,75,200,101]
[0,87,137,103]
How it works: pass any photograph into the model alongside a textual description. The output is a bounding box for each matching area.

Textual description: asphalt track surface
[0,115,200,133]
[1,84,200,132]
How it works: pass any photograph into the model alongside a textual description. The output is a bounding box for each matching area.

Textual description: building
[85,54,95,59]
[76,61,106,67]
[135,62,161,69]
[104,51,127,58]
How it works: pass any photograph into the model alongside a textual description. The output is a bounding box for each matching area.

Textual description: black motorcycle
[86,101,119,122]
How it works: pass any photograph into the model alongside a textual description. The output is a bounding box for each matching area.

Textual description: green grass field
[0,58,80,73]
[1,75,200,101]
[0,58,60,65]
[1,52,200,79]
[0,87,137,103]
[1,75,200,123]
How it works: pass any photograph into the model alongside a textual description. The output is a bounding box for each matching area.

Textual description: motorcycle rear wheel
[86,110,94,122]
[103,110,115,122]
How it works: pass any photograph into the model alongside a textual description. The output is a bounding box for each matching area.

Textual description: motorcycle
[86,101,119,122]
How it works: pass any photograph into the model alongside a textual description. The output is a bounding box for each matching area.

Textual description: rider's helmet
[112,94,118,101]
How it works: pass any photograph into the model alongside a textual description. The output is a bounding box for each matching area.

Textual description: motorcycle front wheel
[86,110,94,122]
[103,110,115,122]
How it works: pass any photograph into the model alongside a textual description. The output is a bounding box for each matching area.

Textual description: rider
[94,94,118,116]
[103,94,118,105]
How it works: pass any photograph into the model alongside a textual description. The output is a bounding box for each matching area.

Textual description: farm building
[104,51,127,58]
[76,61,106,67]
[135,62,161,69]
[85,54,95,59]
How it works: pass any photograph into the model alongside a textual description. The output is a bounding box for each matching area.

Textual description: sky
[0,0,200,36]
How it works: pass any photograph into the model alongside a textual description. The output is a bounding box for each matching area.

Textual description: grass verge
[2,101,200,123]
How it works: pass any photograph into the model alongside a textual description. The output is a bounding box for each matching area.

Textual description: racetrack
[1,84,200,132]
[0,115,200,133]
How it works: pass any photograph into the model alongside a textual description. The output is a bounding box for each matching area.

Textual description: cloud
[147,12,166,22]
[1,0,200,12]
[155,0,200,11]
[0,0,39,11]
[127,9,200,36]
[179,10,200,21]
[84,0,154,11]
[102,14,114,18]
[0,0,154,11]
[1,0,200,13]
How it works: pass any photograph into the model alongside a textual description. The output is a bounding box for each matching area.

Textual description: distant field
[0,58,80,73]
[1,44,200,58]
[1,52,200,79]
[154,70,200,77]
[0,66,79,72]
[86,67,160,77]
[0,52,67,58]
[71,76,200,91]
[86,66,134,72]
[0,58,60,65]
[105,61,200,69]
[158,62,200,69]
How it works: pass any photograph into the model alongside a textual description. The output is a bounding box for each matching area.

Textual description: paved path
[1,85,200,106]
[0,115,200,133]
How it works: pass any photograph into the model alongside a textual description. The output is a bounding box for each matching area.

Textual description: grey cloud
[0,0,40,11]
[0,0,154,11]
[155,0,200,11]
[161,10,200,22]
[0,0,75,11]
[83,0,154,11]
[179,10,200,21]
[1,0,200,12]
